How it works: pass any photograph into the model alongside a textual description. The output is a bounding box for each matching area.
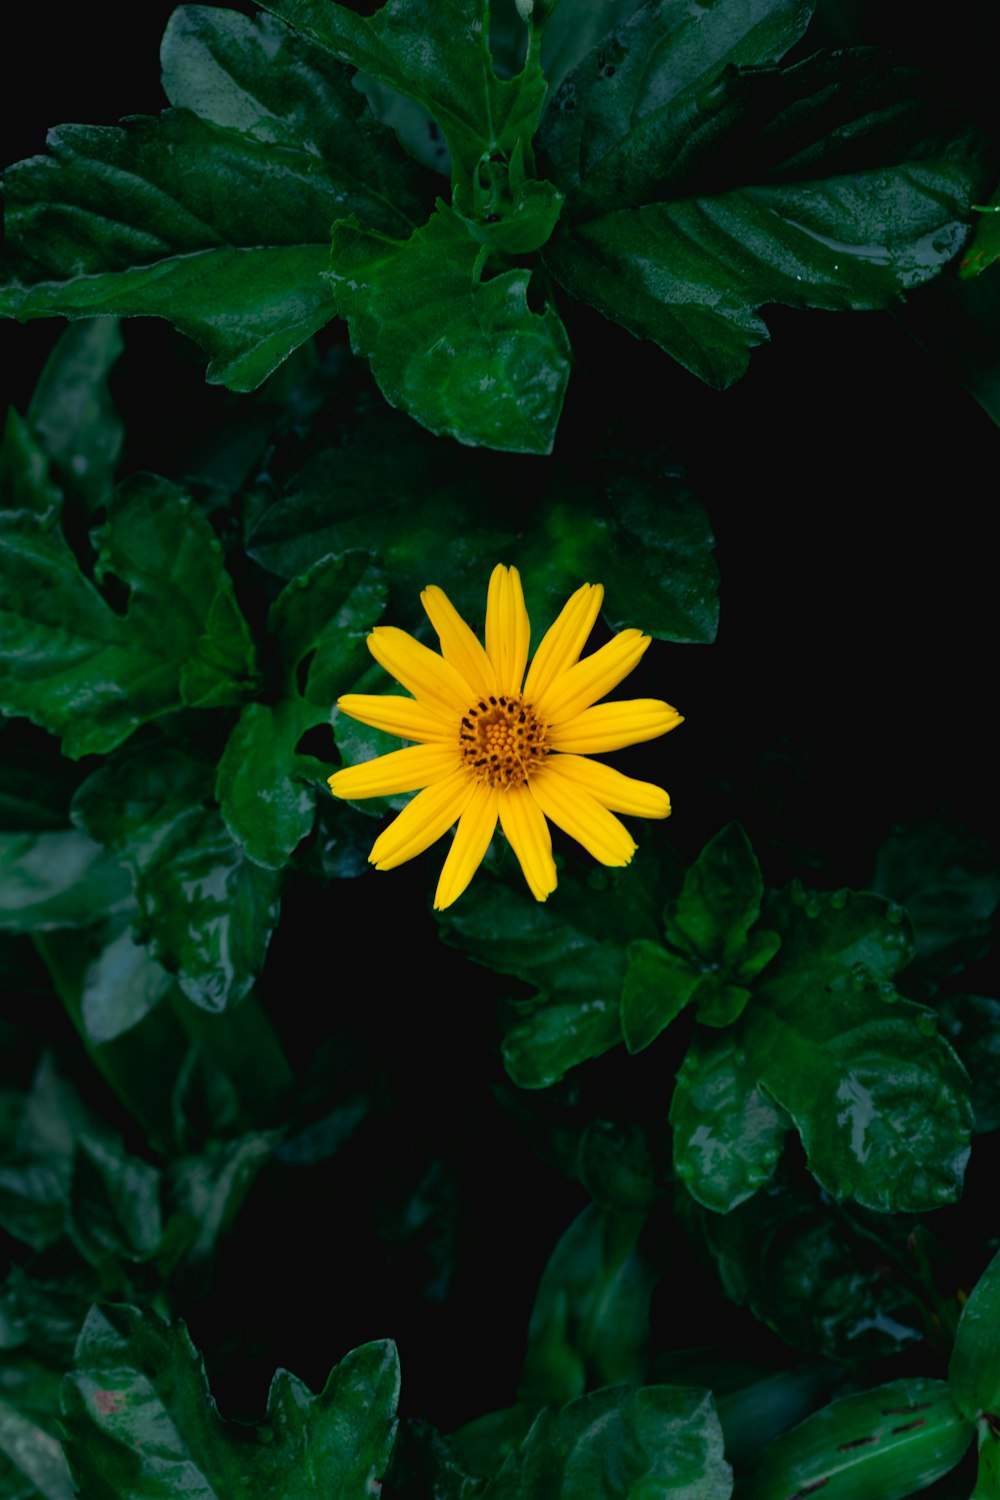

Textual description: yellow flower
[327,565,683,910]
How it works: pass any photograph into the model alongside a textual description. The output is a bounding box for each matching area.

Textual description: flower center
[459,694,549,789]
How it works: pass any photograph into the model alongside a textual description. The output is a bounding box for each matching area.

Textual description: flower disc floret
[328,565,683,910]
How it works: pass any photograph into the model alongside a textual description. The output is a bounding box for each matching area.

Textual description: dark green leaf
[577,1119,663,1213]
[166,1133,276,1276]
[670,824,765,965]
[670,1027,788,1213]
[0,410,60,521]
[388,1420,486,1500]
[2,9,430,391]
[541,44,987,387]
[747,886,973,1211]
[62,1303,400,1500]
[217,550,386,867]
[936,995,1000,1134]
[873,822,1000,981]
[80,929,174,1045]
[0,1398,74,1500]
[440,862,664,1088]
[485,1383,732,1499]
[621,940,705,1054]
[538,0,814,212]
[519,472,719,644]
[0,832,130,933]
[949,1248,1000,1422]
[73,745,282,1012]
[740,1378,972,1500]
[972,1436,1000,1500]
[327,203,571,453]
[684,1177,926,1361]
[25,320,123,514]
[959,184,1000,278]
[0,475,256,757]
[255,0,547,206]
[518,1206,654,1412]
[67,1138,164,1270]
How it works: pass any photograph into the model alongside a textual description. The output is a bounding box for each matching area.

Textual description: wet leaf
[670,824,766,968]
[73,745,281,1012]
[485,1383,732,1498]
[0,832,130,934]
[621,940,705,1054]
[518,1205,654,1411]
[0,476,255,758]
[327,204,571,453]
[80,929,175,1046]
[541,37,987,387]
[217,551,386,868]
[740,1378,972,1500]
[949,1248,1000,1422]
[1,9,429,392]
[670,1027,789,1213]
[61,1303,400,1499]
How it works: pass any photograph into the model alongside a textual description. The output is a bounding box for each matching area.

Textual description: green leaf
[0,1398,74,1500]
[683,1177,926,1361]
[746,886,973,1212]
[256,0,548,206]
[973,1435,1000,1500]
[872,821,1000,981]
[440,861,664,1088]
[0,475,256,758]
[959,183,1000,278]
[936,995,1000,1134]
[67,1138,164,1270]
[949,1248,1000,1423]
[667,823,766,977]
[80,929,174,1045]
[328,203,571,453]
[740,1378,972,1500]
[519,471,719,644]
[72,745,282,1012]
[621,940,705,1054]
[0,832,130,933]
[577,1119,663,1214]
[2,9,430,392]
[541,43,987,387]
[0,409,61,521]
[62,1303,400,1500]
[518,1205,654,1412]
[670,1027,788,1213]
[25,320,124,514]
[485,1384,732,1499]
[217,550,386,868]
[166,1133,276,1277]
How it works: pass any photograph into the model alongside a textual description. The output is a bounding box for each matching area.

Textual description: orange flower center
[459,694,549,789]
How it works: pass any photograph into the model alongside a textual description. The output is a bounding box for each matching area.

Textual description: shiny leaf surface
[949,1248,1000,1422]
[0,833,129,933]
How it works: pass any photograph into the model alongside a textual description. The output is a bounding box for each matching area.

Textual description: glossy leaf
[541,40,987,387]
[485,1383,732,1499]
[936,995,1000,1134]
[67,1138,164,1270]
[255,0,548,205]
[685,1178,926,1361]
[440,863,664,1088]
[518,1205,654,1411]
[327,204,571,453]
[740,1378,973,1500]
[972,1436,1000,1500]
[0,475,256,758]
[960,184,1000,278]
[61,1303,400,1500]
[519,472,719,644]
[949,1248,1000,1422]
[217,551,385,868]
[670,1027,788,1213]
[25,320,124,514]
[72,745,282,1012]
[0,832,130,933]
[670,824,765,967]
[749,887,972,1212]
[1,8,429,391]
[873,822,1000,980]
[79,928,174,1045]
[621,940,705,1054]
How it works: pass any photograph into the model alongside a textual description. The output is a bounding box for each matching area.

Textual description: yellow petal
[545,754,670,819]
[548,699,683,754]
[433,783,499,910]
[421,584,497,698]
[485,564,530,696]
[369,769,475,871]
[328,745,461,801]
[498,783,558,902]
[368,626,473,716]
[337,694,453,743]
[523,582,604,704]
[536,629,650,725]
[528,765,637,867]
